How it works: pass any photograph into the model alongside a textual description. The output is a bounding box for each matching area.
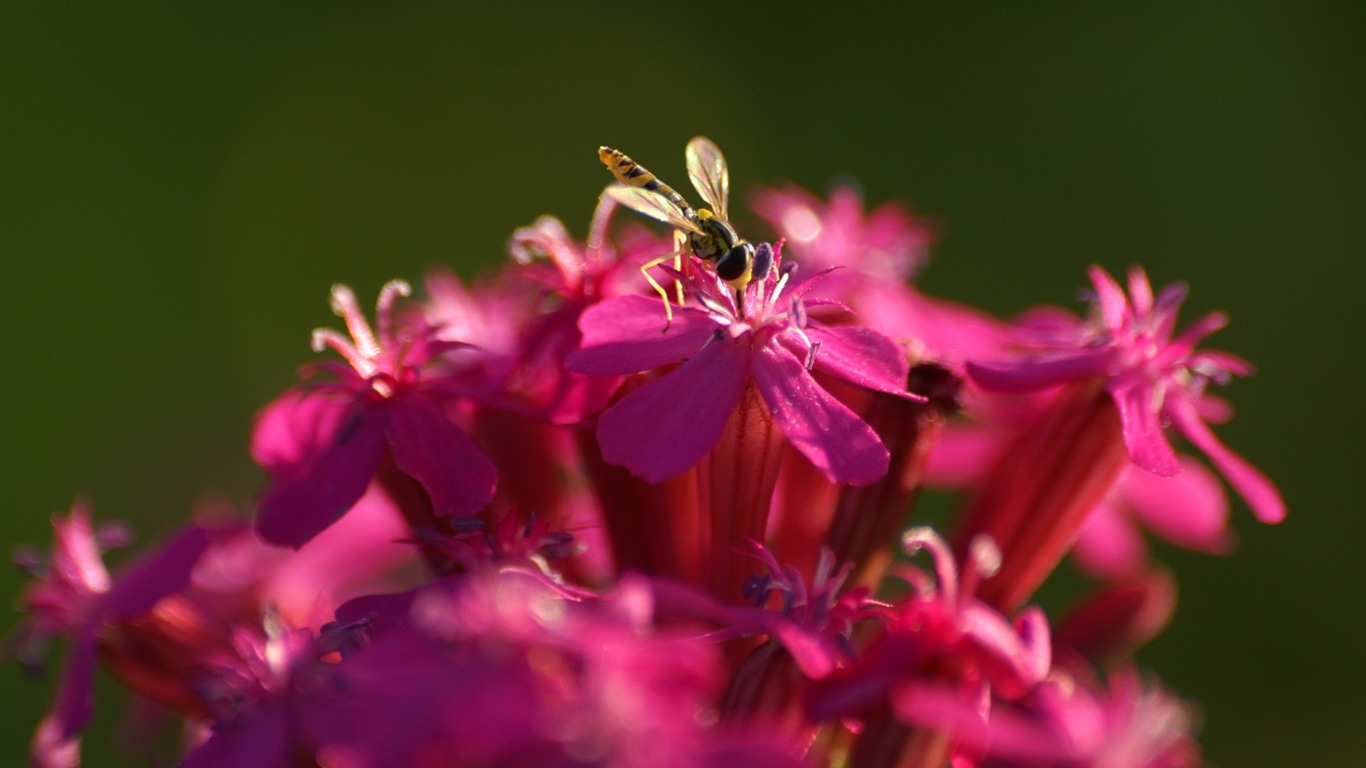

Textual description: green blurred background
[3,2,1362,765]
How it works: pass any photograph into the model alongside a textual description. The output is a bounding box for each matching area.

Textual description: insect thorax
[691,209,742,261]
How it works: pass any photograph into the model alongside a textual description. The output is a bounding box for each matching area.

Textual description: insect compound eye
[750,242,774,283]
[716,243,754,282]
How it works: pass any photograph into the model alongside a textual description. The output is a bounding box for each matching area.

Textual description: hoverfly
[598,137,772,323]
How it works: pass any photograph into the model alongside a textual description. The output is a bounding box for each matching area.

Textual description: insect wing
[603,185,703,234]
[686,136,730,219]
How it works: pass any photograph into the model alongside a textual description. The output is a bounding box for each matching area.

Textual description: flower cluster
[11,139,1281,768]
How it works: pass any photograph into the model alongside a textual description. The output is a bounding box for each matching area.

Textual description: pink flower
[900,668,1201,768]
[13,504,209,767]
[809,528,1051,725]
[752,184,1010,367]
[751,185,934,281]
[252,281,496,548]
[420,214,629,425]
[967,265,1284,524]
[292,571,804,768]
[650,544,887,682]
[569,248,914,485]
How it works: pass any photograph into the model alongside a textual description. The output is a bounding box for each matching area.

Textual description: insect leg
[671,229,687,309]
[639,249,686,331]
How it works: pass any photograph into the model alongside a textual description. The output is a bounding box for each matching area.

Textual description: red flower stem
[766,448,842,580]
[826,364,960,590]
[471,406,565,526]
[577,428,706,585]
[719,640,807,735]
[957,379,1128,611]
[700,383,784,602]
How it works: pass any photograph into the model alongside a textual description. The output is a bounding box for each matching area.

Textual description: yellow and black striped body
[598,147,700,224]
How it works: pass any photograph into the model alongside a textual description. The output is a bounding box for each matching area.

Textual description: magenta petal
[652,578,835,678]
[966,349,1112,393]
[596,341,749,482]
[334,588,421,637]
[1167,396,1286,523]
[804,323,912,398]
[752,344,888,486]
[1088,265,1130,334]
[103,525,210,619]
[1195,392,1235,424]
[386,395,497,519]
[767,620,837,679]
[567,295,719,375]
[890,682,993,746]
[253,388,346,469]
[959,603,1050,697]
[1112,383,1179,476]
[255,395,388,548]
[896,683,1069,763]
[179,699,290,768]
[1122,457,1233,553]
[51,630,98,738]
[1127,266,1154,318]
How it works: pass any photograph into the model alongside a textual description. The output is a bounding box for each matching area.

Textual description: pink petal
[1121,457,1233,553]
[1072,499,1149,580]
[255,395,388,548]
[785,266,845,301]
[803,323,912,398]
[1166,396,1285,523]
[889,682,993,747]
[1088,265,1130,334]
[895,682,1071,763]
[596,341,750,482]
[1126,266,1154,318]
[1055,570,1177,663]
[959,603,1050,697]
[799,297,855,317]
[386,395,497,519]
[103,525,210,619]
[1193,349,1254,377]
[880,289,1013,364]
[1194,392,1234,424]
[922,425,1006,487]
[770,627,837,679]
[31,715,80,768]
[252,388,349,469]
[752,344,888,486]
[1160,312,1228,364]
[1111,383,1179,476]
[264,487,412,619]
[1153,281,1189,322]
[567,295,719,375]
[966,349,1112,393]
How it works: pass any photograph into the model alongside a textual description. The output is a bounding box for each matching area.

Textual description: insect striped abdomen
[599,146,694,219]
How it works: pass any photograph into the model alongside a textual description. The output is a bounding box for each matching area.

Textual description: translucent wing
[603,185,703,234]
[686,136,730,219]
